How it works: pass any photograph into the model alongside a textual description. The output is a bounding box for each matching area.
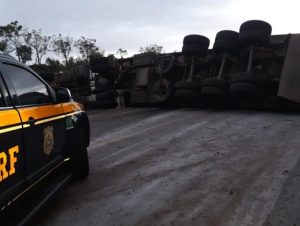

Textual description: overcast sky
[1,0,300,57]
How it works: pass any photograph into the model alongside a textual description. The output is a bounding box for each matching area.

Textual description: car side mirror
[56,87,73,103]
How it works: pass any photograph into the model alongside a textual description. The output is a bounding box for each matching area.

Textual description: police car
[0,53,90,224]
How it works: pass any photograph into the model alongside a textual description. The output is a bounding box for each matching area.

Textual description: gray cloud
[1,0,298,56]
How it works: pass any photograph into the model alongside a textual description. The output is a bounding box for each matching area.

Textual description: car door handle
[28,117,36,126]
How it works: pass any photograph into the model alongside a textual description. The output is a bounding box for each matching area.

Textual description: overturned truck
[122,52,184,106]
[89,20,300,109]
[90,56,117,107]
[178,20,300,109]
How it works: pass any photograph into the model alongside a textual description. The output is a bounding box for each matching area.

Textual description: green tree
[51,34,74,67]
[139,44,163,54]
[18,45,32,63]
[90,50,105,58]
[0,40,8,52]
[0,21,31,61]
[116,48,128,58]
[75,37,102,61]
[45,57,64,72]
[25,29,50,64]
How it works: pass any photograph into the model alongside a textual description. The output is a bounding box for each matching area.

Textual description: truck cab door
[1,63,67,185]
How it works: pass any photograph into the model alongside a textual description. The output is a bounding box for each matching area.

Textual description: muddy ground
[35,108,300,226]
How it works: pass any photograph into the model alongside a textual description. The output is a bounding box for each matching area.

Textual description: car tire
[213,30,239,54]
[71,130,89,180]
[150,79,172,103]
[239,29,271,46]
[174,89,199,104]
[231,72,271,86]
[213,39,238,54]
[183,35,210,47]
[240,20,272,34]
[230,82,263,98]
[213,30,239,53]
[175,89,195,97]
[201,78,227,96]
[216,30,239,40]
[175,81,202,91]
[201,86,225,96]
[239,20,272,46]
[202,78,227,89]
[182,44,208,57]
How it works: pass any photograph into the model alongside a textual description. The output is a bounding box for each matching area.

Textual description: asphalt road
[35,108,300,226]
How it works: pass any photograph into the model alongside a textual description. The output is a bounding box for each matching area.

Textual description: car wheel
[150,79,172,103]
[174,89,199,104]
[213,30,239,54]
[231,72,271,86]
[175,81,202,91]
[201,78,228,97]
[71,130,89,180]
[182,34,210,57]
[240,20,272,34]
[230,82,263,98]
[182,44,208,57]
[183,34,210,46]
[239,20,272,46]
[201,86,226,96]
[239,29,271,46]
[202,78,228,89]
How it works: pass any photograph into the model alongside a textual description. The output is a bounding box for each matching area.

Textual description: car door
[1,62,67,185]
[0,68,25,210]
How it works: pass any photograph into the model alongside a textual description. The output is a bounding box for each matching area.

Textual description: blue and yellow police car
[0,53,90,224]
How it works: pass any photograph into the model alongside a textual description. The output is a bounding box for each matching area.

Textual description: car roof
[0,52,36,73]
[0,52,18,62]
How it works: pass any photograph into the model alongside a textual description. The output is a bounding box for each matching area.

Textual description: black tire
[201,86,225,96]
[150,79,172,103]
[71,130,89,180]
[183,35,210,47]
[174,89,199,104]
[239,29,271,46]
[213,30,239,53]
[202,78,228,89]
[240,20,272,34]
[175,89,195,97]
[213,39,238,53]
[182,44,208,57]
[231,72,271,86]
[175,81,202,91]
[230,82,263,98]
[216,30,239,40]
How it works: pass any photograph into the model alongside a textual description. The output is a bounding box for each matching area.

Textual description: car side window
[0,89,5,107]
[3,63,52,106]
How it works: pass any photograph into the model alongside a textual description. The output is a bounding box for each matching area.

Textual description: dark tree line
[0,21,164,68]
[0,21,104,66]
